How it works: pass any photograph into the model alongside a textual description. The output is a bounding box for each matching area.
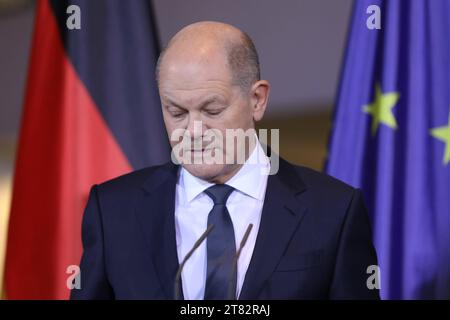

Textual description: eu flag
[327,0,450,299]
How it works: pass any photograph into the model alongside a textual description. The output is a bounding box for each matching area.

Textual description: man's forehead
[158,63,234,94]
[158,31,233,80]
[160,89,229,106]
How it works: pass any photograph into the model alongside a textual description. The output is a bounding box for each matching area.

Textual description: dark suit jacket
[71,156,380,300]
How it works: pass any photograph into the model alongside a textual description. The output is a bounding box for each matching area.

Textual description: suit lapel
[134,163,181,299]
[239,159,308,299]
[133,157,308,300]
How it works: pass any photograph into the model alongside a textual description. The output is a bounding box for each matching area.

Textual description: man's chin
[181,163,230,182]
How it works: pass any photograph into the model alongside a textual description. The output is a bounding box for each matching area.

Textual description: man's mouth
[187,148,204,152]
[186,146,216,152]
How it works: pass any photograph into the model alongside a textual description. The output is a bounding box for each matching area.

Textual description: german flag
[4,0,169,299]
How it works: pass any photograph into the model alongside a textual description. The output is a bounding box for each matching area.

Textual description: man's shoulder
[282,159,356,201]
[295,164,354,192]
[96,162,174,196]
[280,160,360,220]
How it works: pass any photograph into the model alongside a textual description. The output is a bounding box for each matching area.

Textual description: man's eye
[205,109,222,116]
[172,112,186,118]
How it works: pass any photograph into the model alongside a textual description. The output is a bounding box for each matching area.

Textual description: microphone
[228,223,254,300]
[174,224,215,300]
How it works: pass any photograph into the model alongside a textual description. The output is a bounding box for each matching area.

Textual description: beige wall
[259,110,332,171]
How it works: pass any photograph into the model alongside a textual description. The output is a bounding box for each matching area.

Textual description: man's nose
[186,115,206,140]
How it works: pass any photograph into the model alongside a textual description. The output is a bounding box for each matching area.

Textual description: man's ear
[250,80,270,122]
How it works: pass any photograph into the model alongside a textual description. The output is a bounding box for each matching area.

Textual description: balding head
[156,21,260,92]
[158,21,270,183]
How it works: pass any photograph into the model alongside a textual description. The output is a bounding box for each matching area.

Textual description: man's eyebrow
[163,96,226,110]
[198,96,226,109]
[162,97,184,110]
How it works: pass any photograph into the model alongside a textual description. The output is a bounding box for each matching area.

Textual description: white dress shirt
[175,140,270,300]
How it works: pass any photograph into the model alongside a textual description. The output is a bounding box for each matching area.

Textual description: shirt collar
[179,137,270,203]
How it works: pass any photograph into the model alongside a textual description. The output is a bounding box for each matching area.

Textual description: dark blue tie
[204,184,236,300]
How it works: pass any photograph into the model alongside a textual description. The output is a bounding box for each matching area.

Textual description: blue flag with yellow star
[326,0,450,299]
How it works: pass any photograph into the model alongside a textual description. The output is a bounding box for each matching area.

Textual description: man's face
[158,49,255,182]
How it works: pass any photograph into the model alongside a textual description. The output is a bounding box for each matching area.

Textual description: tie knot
[204,184,235,205]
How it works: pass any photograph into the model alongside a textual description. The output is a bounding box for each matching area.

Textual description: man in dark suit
[71,21,379,300]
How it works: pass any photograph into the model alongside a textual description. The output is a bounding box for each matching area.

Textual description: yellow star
[430,110,450,165]
[363,84,400,136]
